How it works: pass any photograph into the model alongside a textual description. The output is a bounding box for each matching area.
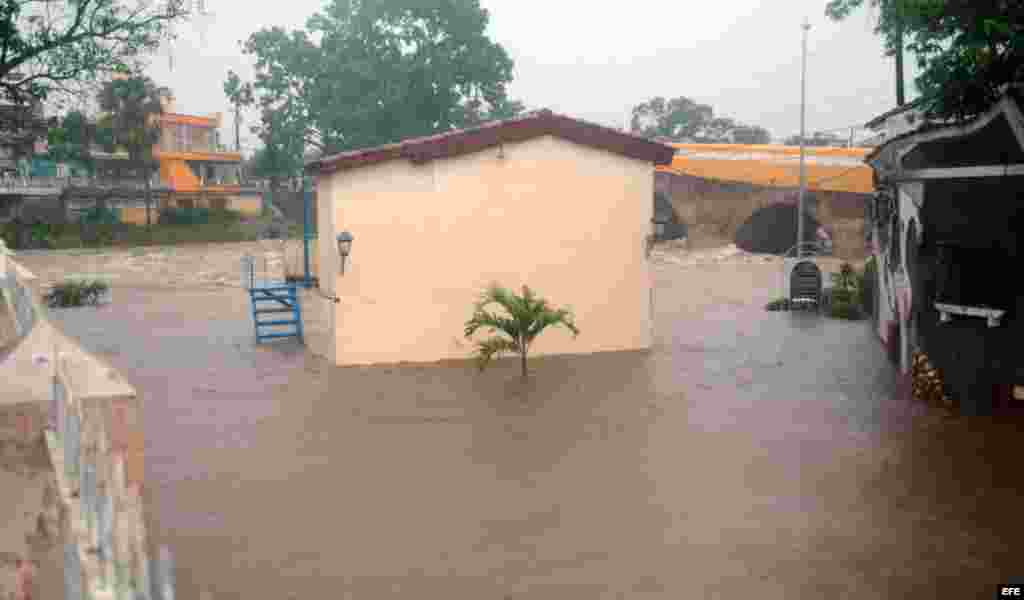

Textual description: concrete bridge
[655,145,874,259]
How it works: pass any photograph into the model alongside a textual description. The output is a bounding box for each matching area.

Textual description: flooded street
[25,245,1024,598]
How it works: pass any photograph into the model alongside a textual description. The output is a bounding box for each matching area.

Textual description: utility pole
[797,18,810,258]
[233,103,241,152]
[895,22,906,106]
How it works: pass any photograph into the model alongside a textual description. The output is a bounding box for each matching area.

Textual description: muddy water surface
[27,247,1024,599]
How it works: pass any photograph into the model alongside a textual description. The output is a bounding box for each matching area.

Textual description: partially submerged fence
[0,241,176,600]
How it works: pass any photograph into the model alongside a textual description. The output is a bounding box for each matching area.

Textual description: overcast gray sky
[148,0,918,154]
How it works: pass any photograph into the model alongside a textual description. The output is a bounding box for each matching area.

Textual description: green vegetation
[766,260,875,319]
[828,262,864,320]
[44,279,110,308]
[825,0,1024,122]
[629,96,772,143]
[1,212,301,251]
[465,284,579,379]
[765,297,792,311]
[97,75,166,228]
[0,0,187,106]
[226,0,522,176]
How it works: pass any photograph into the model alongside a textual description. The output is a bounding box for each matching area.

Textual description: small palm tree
[464,284,579,379]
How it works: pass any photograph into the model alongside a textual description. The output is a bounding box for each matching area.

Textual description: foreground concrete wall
[0,393,66,600]
[320,135,654,366]
[0,255,174,599]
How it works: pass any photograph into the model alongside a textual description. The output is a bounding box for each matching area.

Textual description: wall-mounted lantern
[652,216,668,239]
[337,231,354,275]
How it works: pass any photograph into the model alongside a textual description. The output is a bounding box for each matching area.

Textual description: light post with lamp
[647,216,667,258]
[337,231,354,275]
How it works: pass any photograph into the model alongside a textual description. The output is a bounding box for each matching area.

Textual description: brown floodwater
[30,253,1024,599]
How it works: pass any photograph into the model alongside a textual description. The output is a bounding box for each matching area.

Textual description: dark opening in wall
[735,203,820,255]
[934,243,1016,313]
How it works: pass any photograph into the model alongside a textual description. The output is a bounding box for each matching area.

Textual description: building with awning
[658,144,874,194]
[654,144,875,258]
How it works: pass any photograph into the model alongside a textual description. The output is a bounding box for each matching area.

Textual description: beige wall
[319,135,653,366]
[119,206,160,226]
[228,194,262,216]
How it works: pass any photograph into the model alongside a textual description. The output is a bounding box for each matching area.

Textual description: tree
[223,69,253,152]
[693,117,738,143]
[0,0,189,106]
[630,98,772,143]
[460,95,526,128]
[46,110,97,168]
[464,284,579,379]
[229,0,518,158]
[825,0,1024,122]
[784,131,848,147]
[730,125,772,144]
[630,96,713,141]
[96,75,166,228]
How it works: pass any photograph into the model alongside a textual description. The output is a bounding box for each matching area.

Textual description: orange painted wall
[159,158,201,192]
[119,207,160,225]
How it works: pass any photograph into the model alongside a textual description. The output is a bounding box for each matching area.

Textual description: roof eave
[309,111,675,174]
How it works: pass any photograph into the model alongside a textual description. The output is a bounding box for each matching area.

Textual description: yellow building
[152,93,262,218]
[658,144,874,194]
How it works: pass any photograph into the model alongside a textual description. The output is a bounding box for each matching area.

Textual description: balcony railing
[0,176,175,192]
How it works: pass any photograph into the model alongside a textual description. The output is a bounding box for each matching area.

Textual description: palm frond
[526,307,579,340]
[473,337,519,372]
[464,308,521,342]
[464,283,581,377]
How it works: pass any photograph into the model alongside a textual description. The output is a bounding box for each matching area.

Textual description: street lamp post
[797,18,811,258]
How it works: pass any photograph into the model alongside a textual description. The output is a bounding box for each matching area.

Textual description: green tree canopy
[0,0,189,106]
[96,74,166,226]
[97,76,165,160]
[227,0,521,158]
[826,0,1024,121]
[47,110,96,165]
[630,96,773,143]
[630,96,713,140]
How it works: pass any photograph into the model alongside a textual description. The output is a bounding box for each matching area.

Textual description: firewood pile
[911,350,953,408]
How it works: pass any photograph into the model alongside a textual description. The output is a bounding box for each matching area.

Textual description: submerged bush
[44,279,109,308]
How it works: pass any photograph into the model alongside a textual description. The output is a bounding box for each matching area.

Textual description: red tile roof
[305,109,676,174]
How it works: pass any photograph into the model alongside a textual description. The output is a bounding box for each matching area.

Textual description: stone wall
[0,248,176,599]
[656,171,869,259]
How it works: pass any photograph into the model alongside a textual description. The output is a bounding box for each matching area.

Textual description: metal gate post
[302,178,312,288]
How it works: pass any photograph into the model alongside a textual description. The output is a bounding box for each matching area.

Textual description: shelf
[934,302,1005,328]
